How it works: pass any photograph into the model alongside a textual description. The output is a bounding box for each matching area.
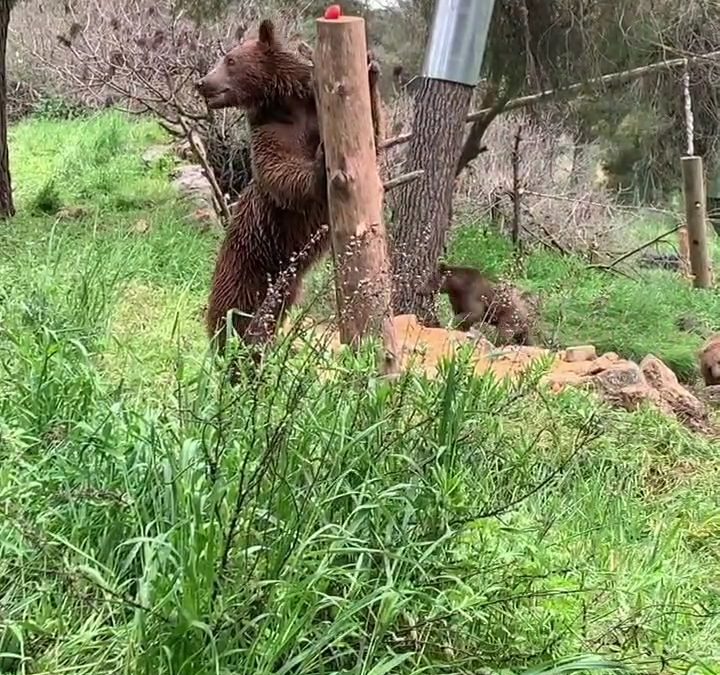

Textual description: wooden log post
[681,156,713,288]
[315,15,398,374]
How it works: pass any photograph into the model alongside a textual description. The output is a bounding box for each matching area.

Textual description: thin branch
[521,189,678,218]
[455,86,504,176]
[380,49,720,150]
[589,223,683,272]
[383,169,423,191]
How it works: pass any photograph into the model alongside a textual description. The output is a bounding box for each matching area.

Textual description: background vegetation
[3,0,720,672]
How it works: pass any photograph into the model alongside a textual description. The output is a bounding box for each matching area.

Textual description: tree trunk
[0,0,14,218]
[390,78,473,323]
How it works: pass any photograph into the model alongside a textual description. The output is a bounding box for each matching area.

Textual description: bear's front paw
[366,50,381,79]
[314,142,327,192]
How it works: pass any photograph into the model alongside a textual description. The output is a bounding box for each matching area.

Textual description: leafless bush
[10,0,303,200]
[381,92,620,254]
[6,80,41,122]
[455,112,620,253]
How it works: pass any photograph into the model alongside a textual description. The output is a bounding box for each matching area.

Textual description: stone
[591,361,644,395]
[617,383,664,413]
[544,371,589,392]
[640,355,709,431]
[188,207,218,231]
[57,205,89,219]
[176,139,195,161]
[142,144,172,165]
[470,336,496,354]
[172,164,220,229]
[550,352,620,382]
[173,164,213,203]
[563,345,597,362]
[640,354,679,390]
[703,385,720,406]
[132,219,150,234]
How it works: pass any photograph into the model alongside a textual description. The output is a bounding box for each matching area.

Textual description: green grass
[1,112,720,675]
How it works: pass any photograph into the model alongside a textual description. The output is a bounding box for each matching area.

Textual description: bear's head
[196,19,311,110]
[700,337,720,385]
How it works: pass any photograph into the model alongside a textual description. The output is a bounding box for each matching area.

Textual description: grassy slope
[1,112,720,675]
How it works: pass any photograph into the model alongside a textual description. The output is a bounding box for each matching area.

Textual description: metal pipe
[421,0,495,86]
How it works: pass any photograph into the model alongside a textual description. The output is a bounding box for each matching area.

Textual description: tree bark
[455,88,503,178]
[0,0,14,218]
[390,78,473,323]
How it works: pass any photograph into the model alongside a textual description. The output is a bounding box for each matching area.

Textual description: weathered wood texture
[315,15,398,372]
[681,156,713,288]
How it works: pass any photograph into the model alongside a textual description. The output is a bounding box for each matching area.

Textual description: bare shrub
[454,111,620,254]
[6,80,41,122]
[381,90,617,255]
[10,0,304,201]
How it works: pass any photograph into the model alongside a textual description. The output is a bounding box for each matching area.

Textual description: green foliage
[33,95,88,121]
[2,112,720,675]
[10,111,175,215]
[29,178,62,214]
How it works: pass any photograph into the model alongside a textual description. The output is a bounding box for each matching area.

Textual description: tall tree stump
[315,15,398,374]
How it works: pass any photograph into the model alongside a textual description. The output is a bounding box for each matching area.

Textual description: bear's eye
[226,56,236,67]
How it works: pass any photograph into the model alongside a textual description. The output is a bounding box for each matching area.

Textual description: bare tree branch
[381,49,720,151]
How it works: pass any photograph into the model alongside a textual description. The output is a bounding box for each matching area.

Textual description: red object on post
[324,4,342,19]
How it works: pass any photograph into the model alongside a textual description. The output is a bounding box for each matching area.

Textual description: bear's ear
[258,20,276,47]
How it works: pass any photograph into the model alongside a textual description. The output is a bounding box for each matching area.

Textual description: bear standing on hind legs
[196,19,384,357]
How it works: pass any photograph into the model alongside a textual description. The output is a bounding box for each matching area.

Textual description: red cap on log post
[323,4,343,19]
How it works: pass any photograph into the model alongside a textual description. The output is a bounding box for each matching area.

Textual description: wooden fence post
[315,14,398,374]
[681,156,713,288]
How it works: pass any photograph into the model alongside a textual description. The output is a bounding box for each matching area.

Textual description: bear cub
[425,263,538,346]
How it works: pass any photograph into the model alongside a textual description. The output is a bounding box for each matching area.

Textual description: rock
[563,345,597,362]
[550,352,620,382]
[591,361,644,395]
[176,139,195,161]
[544,371,589,392]
[471,336,496,354]
[142,144,172,165]
[132,219,150,234]
[57,205,89,219]
[188,207,218,231]
[173,164,213,203]
[617,383,664,412]
[172,164,221,228]
[640,355,709,431]
[703,385,720,406]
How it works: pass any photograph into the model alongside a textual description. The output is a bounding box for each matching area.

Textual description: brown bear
[196,19,383,355]
[423,263,538,346]
[699,334,720,386]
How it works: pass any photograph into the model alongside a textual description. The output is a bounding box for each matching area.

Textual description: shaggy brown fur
[196,19,383,354]
[699,334,720,386]
[432,263,537,346]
